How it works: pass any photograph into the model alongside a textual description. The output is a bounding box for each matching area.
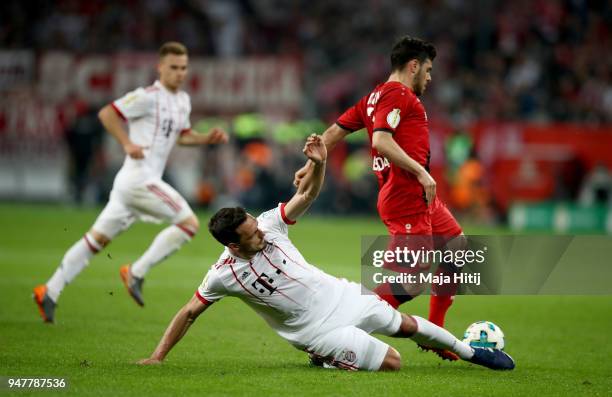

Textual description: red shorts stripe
[157,186,182,212]
[334,361,359,371]
[176,224,196,238]
[194,290,212,305]
[147,184,182,212]
[110,103,127,121]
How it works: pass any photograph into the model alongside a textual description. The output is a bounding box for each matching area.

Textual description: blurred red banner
[472,122,612,210]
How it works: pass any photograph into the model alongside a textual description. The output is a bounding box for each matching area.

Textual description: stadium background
[1,0,611,232]
[1,1,611,396]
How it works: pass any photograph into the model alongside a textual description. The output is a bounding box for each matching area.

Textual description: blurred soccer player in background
[295,36,465,360]
[33,42,229,323]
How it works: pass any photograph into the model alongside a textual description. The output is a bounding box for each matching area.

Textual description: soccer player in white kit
[33,42,229,323]
[137,135,514,371]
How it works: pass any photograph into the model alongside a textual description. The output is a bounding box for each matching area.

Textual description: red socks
[373,280,455,328]
[373,283,404,309]
[428,295,454,327]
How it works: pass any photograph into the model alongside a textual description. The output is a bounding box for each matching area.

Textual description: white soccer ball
[462,321,505,350]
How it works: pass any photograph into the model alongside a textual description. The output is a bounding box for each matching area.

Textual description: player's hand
[136,358,162,365]
[203,128,229,145]
[293,162,311,187]
[417,168,436,205]
[302,134,327,164]
[123,142,147,159]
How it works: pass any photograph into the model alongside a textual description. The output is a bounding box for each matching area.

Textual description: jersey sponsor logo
[240,271,250,281]
[251,272,278,295]
[386,108,401,129]
[372,155,391,171]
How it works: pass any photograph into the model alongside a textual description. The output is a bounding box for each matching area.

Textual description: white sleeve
[257,203,296,237]
[196,268,227,304]
[182,93,191,131]
[111,87,153,120]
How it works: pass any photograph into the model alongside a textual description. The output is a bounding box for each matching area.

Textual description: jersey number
[162,118,174,138]
[366,91,381,120]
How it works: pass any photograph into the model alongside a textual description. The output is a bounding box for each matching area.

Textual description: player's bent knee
[378,347,401,371]
[89,229,111,247]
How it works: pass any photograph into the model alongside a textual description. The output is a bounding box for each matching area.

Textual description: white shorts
[305,282,402,371]
[92,179,194,239]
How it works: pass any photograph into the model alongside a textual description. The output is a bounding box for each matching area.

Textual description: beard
[411,64,430,96]
[413,75,427,96]
[413,83,423,96]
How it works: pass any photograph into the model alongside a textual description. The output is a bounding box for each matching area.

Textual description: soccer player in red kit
[295,36,465,361]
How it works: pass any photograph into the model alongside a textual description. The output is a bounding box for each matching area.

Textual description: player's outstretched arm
[177,127,229,146]
[372,130,436,205]
[293,123,349,187]
[321,123,351,152]
[284,134,327,221]
[137,295,211,365]
[98,105,147,159]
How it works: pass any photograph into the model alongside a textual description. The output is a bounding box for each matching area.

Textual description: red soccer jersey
[336,81,430,220]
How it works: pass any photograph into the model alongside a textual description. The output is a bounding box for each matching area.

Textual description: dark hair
[390,36,436,71]
[208,207,247,246]
[159,41,188,58]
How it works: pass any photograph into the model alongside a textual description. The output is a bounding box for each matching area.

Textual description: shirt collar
[154,80,178,95]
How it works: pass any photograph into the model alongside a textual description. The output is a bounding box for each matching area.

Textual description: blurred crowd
[1,0,611,219]
[2,0,610,123]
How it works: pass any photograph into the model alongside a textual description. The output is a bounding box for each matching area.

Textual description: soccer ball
[462,321,505,350]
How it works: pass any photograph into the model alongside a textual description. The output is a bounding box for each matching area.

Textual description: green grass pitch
[1,203,611,396]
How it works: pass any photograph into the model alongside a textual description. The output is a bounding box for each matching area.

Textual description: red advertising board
[472,122,612,210]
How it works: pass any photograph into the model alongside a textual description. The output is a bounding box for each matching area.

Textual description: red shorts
[382,196,462,237]
[381,212,433,274]
[378,197,463,301]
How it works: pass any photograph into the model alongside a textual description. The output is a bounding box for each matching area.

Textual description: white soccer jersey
[196,203,349,347]
[111,80,191,185]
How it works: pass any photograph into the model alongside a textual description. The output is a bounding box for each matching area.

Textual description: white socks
[45,225,194,301]
[410,315,474,360]
[130,225,193,278]
[46,233,102,302]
